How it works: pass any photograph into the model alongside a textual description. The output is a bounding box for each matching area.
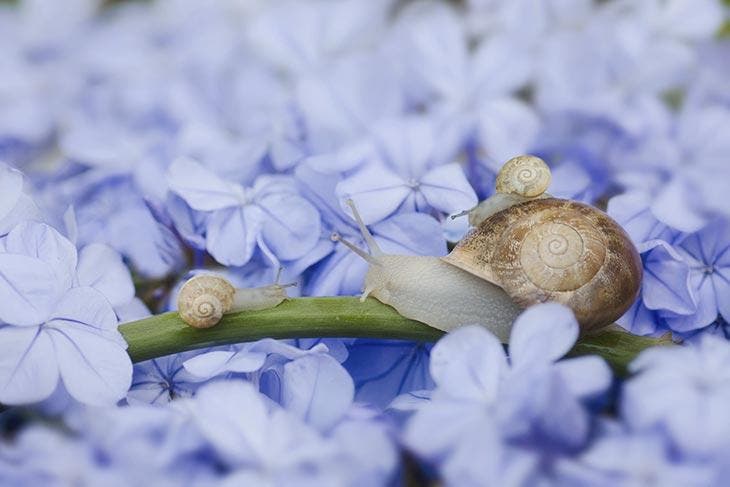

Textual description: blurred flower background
[1,0,730,485]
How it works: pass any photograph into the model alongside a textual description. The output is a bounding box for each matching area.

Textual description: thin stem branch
[119,297,671,374]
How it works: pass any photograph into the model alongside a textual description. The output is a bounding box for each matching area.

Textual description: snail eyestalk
[331,232,379,265]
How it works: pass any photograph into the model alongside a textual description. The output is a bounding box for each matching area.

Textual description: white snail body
[364,255,521,342]
[177,273,294,328]
[334,200,521,342]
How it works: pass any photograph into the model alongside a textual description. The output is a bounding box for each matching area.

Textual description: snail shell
[177,275,235,329]
[495,155,551,198]
[442,198,642,331]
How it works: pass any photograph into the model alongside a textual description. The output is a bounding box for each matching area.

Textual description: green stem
[119,297,671,374]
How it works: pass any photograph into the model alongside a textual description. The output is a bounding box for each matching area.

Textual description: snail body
[177,272,294,328]
[363,255,521,343]
[338,154,642,339]
[334,201,522,342]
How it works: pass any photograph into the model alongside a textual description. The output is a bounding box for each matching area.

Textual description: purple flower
[666,221,730,332]
[622,335,730,458]
[0,221,132,405]
[167,157,321,267]
[343,339,433,410]
[404,304,611,479]
[128,351,207,405]
[190,380,396,485]
[0,163,41,236]
[389,1,538,166]
[555,427,717,487]
[618,239,695,336]
[182,339,354,432]
[635,105,730,233]
[296,163,447,296]
[335,116,477,224]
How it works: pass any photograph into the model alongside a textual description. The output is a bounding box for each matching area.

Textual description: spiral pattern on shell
[177,275,235,328]
[443,198,642,331]
[495,155,551,198]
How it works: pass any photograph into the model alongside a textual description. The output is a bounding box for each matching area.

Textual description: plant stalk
[120,297,671,374]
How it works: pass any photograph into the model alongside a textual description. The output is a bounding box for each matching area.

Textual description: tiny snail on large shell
[177,270,296,328]
[336,155,642,342]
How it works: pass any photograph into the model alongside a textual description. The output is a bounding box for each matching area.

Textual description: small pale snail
[336,155,642,341]
[177,269,296,328]
[456,155,552,227]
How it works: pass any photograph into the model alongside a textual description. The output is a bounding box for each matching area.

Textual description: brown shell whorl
[177,275,235,328]
[443,198,642,331]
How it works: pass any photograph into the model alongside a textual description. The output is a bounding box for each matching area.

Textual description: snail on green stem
[336,155,642,342]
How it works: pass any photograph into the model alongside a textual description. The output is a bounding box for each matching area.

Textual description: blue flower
[618,239,695,336]
[0,163,41,236]
[621,335,730,458]
[644,105,730,232]
[128,351,207,405]
[666,220,730,332]
[50,172,184,278]
[343,339,433,410]
[404,304,611,479]
[296,163,447,296]
[167,157,322,267]
[182,339,354,432]
[555,426,717,487]
[0,221,132,405]
[389,1,538,166]
[190,380,397,485]
[335,116,477,224]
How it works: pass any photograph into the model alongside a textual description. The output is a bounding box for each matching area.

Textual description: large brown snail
[336,155,642,342]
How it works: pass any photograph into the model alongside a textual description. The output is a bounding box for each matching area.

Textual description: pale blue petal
[617,296,661,336]
[470,34,532,97]
[509,303,579,367]
[259,193,321,261]
[46,288,131,405]
[281,354,354,431]
[0,254,61,326]
[641,240,695,314]
[371,213,447,257]
[404,400,486,459]
[192,381,269,465]
[0,163,23,222]
[183,350,267,379]
[206,206,262,266]
[167,157,241,211]
[476,97,539,164]
[429,325,506,401]
[76,243,135,308]
[555,356,612,400]
[607,191,675,246]
[336,163,410,225]
[391,1,467,102]
[344,340,433,409]
[651,178,709,233]
[0,325,59,404]
[47,325,132,406]
[419,163,478,215]
[48,286,120,336]
[5,221,77,291]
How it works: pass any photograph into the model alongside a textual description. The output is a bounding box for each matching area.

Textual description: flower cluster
[1,0,730,485]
